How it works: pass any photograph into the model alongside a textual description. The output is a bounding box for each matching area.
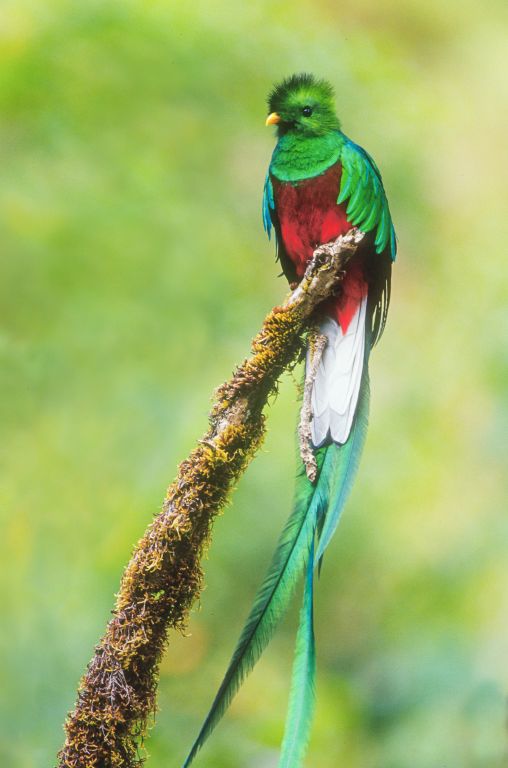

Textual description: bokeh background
[1,1,507,766]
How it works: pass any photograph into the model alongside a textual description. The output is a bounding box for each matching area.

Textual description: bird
[182,73,396,768]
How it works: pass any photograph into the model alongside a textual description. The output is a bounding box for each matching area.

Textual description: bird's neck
[269,130,344,182]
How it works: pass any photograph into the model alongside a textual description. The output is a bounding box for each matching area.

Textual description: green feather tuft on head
[267,73,340,136]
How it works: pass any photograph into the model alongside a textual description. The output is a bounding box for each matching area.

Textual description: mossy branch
[57,228,364,768]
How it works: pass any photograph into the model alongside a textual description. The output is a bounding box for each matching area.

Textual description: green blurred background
[1,1,507,766]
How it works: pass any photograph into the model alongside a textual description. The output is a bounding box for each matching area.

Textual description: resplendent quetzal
[183,73,396,768]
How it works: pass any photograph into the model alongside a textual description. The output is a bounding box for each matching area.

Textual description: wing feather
[338,137,397,261]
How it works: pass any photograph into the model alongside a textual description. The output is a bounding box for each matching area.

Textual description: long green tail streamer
[278,537,316,768]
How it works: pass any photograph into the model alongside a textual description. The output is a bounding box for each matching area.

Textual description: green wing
[338,136,397,261]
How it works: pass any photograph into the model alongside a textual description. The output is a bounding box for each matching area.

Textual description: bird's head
[266,73,340,137]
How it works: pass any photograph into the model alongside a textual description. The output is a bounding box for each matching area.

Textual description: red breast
[271,162,367,333]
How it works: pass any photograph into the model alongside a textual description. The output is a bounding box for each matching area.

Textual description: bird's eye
[302,106,313,117]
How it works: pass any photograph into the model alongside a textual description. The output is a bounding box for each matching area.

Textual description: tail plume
[182,449,329,767]
[182,370,370,768]
[278,537,316,768]
[311,296,367,447]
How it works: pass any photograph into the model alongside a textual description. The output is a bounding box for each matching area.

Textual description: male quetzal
[182,73,396,767]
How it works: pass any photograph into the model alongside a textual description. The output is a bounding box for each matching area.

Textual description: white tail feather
[309,296,367,447]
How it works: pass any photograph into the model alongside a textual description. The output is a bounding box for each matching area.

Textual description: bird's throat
[269,131,344,183]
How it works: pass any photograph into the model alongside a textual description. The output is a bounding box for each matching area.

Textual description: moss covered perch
[57,228,364,768]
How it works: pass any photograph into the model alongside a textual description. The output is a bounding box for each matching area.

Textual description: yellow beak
[265,112,281,126]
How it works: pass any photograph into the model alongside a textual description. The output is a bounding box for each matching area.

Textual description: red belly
[271,162,367,333]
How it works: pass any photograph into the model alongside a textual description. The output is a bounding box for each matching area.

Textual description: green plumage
[337,140,396,258]
[268,132,342,182]
[278,538,316,768]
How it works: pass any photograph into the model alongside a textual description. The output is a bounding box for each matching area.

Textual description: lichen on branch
[57,228,364,768]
